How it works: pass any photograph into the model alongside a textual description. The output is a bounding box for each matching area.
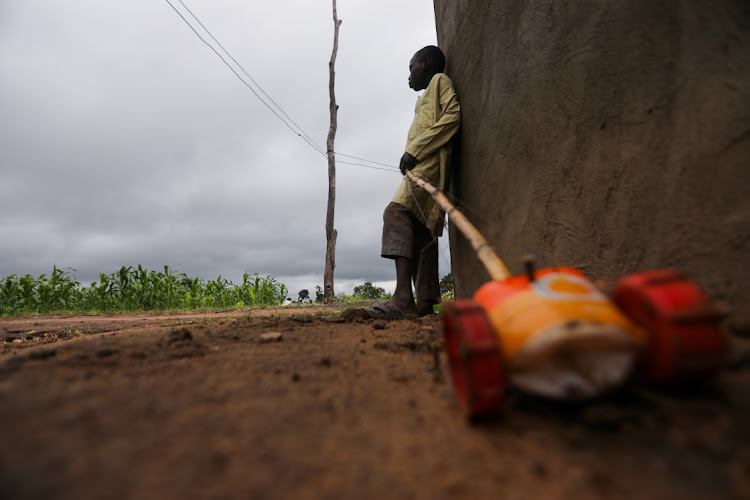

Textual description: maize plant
[0,266,287,316]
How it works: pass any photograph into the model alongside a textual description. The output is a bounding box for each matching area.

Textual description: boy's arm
[404,77,461,164]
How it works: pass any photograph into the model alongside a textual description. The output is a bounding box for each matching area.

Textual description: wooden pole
[405,170,511,281]
[323,0,342,304]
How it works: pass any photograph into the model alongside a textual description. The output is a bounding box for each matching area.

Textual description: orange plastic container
[473,267,645,400]
[444,267,646,416]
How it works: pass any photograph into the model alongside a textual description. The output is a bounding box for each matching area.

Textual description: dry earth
[1,306,749,499]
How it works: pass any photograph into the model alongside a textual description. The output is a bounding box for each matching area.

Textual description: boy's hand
[399,152,418,174]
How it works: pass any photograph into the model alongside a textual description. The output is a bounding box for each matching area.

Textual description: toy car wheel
[613,270,728,384]
[443,300,505,418]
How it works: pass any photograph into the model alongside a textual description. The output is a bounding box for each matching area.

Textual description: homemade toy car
[405,170,728,419]
[442,266,728,418]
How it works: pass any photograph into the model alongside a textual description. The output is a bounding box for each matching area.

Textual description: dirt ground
[1,306,749,499]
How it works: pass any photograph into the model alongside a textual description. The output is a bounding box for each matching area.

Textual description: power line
[336,159,400,173]
[174,0,326,156]
[164,0,403,175]
[163,0,325,155]
[334,152,398,169]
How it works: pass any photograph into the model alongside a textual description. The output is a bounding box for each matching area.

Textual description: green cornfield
[0,265,288,316]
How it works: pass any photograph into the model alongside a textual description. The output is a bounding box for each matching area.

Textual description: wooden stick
[405,170,511,281]
[323,0,342,304]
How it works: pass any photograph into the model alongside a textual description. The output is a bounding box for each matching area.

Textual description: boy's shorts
[381,202,422,259]
[381,202,440,302]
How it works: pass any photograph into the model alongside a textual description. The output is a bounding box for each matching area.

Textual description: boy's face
[408,55,430,91]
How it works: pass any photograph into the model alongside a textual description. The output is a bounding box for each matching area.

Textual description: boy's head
[408,45,446,91]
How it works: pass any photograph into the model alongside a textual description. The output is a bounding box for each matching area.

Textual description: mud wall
[434,0,750,331]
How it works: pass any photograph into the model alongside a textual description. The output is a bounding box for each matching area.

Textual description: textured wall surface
[434,0,750,331]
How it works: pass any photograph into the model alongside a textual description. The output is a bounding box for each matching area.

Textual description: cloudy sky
[0,0,453,298]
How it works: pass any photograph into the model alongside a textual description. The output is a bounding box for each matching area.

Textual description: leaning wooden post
[323,0,342,304]
[405,170,511,281]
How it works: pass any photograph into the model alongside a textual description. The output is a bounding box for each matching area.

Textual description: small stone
[372,320,387,330]
[292,373,301,382]
[96,348,118,358]
[260,331,282,343]
[319,357,332,367]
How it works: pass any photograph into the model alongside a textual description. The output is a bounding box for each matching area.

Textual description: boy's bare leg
[391,256,417,314]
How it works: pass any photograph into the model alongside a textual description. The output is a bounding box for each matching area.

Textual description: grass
[0,266,288,316]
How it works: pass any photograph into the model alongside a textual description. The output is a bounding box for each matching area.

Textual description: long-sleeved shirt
[391,72,461,236]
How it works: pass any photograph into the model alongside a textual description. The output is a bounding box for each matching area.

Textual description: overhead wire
[336,160,401,173]
[174,0,326,156]
[163,0,327,156]
[164,0,403,174]
[333,152,397,169]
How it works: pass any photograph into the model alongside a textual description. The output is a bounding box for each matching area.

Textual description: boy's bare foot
[362,300,416,320]
[416,300,437,316]
[390,292,418,316]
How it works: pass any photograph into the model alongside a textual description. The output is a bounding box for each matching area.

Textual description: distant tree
[353,281,386,300]
[298,289,310,303]
[440,273,454,292]
[315,285,324,303]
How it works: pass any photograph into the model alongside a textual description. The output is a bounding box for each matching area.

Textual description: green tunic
[391,72,461,236]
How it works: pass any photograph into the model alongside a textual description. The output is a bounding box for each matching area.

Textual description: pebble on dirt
[372,320,387,330]
[260,331,283,343]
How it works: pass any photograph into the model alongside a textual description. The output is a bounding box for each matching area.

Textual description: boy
[370,45,461,318]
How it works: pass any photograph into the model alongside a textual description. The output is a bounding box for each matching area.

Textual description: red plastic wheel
[442,300,505,418]
[613,270,728,384]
